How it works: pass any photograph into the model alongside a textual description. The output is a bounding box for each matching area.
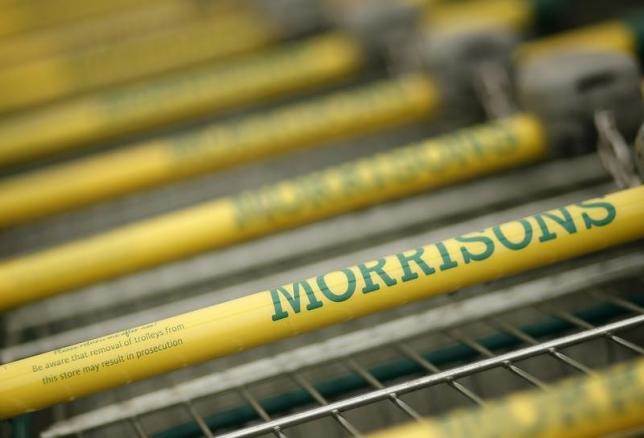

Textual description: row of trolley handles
[0,0,643,434]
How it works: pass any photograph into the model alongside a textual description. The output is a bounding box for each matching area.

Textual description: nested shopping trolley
[1,0,643,437]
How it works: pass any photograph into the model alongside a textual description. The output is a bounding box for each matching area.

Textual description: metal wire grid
[218,310,643,438]
[35,256,644,438]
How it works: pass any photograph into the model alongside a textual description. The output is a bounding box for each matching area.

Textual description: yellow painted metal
[370,357,644,438]
[0,186,642,418]
[0,115,543,304]
[0,0,158,38]
[517,21,637,61]
[427,0,534,32]
[0,0,240,67]
[0,0,543,164]
[0,9,279,113]
[0,33,364,168]
[0,72,437,226]
[1,12,638,224]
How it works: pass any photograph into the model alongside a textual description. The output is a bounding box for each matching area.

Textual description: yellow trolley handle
[0,8,280,113]
[0,44,640,309]
[0,72,439,228]
[0,0,537,169]
[0,12,640,227]
[369,356,644,438]
[0,0,163,38]
[0,32,364,169]
[0,114,541,308]
[0,0,248,68]
[0,186,643,419]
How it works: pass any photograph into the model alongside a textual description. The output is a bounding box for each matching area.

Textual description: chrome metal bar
[346,359,422,420]
[218,315,644,438]
[128,418,147,438]
[544,307,644,355]
[396,343,485,406]
[239,388,287,438]
[291,373,363,437]
[492,319,595,375]
[448,331,548,389]
[591,290,644,314]
[184,401,214,438]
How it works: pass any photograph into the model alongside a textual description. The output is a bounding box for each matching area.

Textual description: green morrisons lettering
[436,241,458,270]
[493,219,533,251]
[578,198,617,229]
[317,268,357,302]
[534,208,577,242]
[232,120,521,229]
[396,248,436,282]
[455,232,494,264]
[358,258,397,293]
[270,280,324,321]
[269,200,617,321]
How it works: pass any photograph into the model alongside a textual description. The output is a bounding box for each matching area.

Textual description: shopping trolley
[1,0,643,437]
